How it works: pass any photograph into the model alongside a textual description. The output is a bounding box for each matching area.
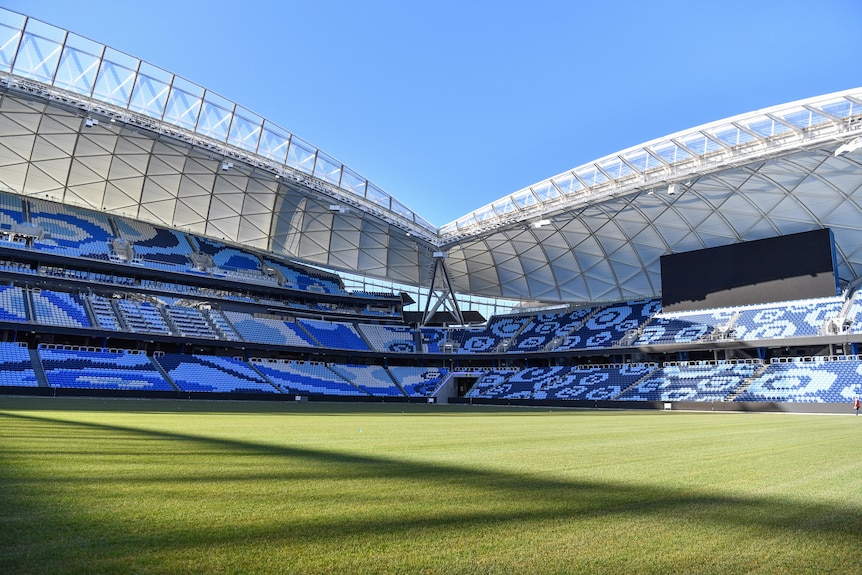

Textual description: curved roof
[1,7,862,305]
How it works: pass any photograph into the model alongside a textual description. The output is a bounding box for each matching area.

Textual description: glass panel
[622,149,653,172]
[129,73,169,118]
[781,107,829,129]
[340,166,366,195]
[0,19,22,72]
[820,99,854,119]
[709,124,755,147]
[651,141,690,164]
[598,158,633,179]
[455,214,477,230]
[93,48,138,107]
[533,181,561,202]
[414,214,435,231]
[512,189,538,209]
[286,138,315,174]
[474,206,496,222]
[493,197,518,215]
[575,165,608,187]
[390,197,413,219]
[440,222,458,235]
[552,173,583,194]
[198,91,233,141]
[228,106,262,153]
[313,151,342,185]
[53,36,101,96]
[258,123,290,163]
[366,183,390,209]
[165,77,203,131]
[745,116,790,138]
[129,62,170,118]
[14,30,62,83]
[679,133,722,155]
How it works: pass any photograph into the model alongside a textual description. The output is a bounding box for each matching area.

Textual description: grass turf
[1,397,861,574]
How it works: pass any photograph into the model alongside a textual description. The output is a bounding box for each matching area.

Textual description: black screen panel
[660,229,838,312]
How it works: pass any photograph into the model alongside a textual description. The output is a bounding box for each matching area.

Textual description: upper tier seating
[29,200,113,260]
[223,311,314,347]
[616,361,760,402]
[329,364,404,396]
[194,237,277,284]
[420,328,446,353]
[0,342,38,387]
[731,297,844,340]
[297,318,370,351]
[87,295,122,331]
[163,306,219,339]
[263,259,344,294]
[555,299,661,350]
[633,310,726,346]
[510,307,594,352]
[451,315,532,353]
[115,300,171,334]
[38,346,173,391]
[114,217,195,272]
[251,359,367,396]
[387,366,449,397]
[0,191,24,226]
[358,324,416,353]
[155,354,277,394]
[0,285,27,322]
[735,357,862,403]
[204,309,243,341]
[31,290,90,328]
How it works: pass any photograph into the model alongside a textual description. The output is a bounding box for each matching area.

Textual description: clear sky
[4,0,861,227]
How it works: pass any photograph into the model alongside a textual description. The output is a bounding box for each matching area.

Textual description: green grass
[1,397,861,574]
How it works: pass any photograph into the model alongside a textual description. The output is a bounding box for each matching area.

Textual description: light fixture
[532,219,551,228]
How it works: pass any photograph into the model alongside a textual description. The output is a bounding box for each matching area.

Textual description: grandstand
[0,7,861,414]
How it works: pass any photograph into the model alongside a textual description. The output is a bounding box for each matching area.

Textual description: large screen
[660,229,839,312]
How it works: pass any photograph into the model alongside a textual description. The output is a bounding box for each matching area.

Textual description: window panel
[198,91,234,141]
[52,34,101,96]
[340,166,366,196]
[165,78,203,131]
[286,138,315,174]
[552,173,583,195]
[313,151,341,185]
[532,181,561,201]
[14,30,62,82]
[512,189,538,209]
[228,106,263,153]
[366,183,390,209]
[259,123,290,163]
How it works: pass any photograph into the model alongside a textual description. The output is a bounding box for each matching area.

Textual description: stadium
[1,7,862,574]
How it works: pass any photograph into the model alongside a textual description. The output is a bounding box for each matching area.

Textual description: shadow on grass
[1,405,861,574]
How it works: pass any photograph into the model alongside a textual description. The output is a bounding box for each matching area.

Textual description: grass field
[1,397,861,574]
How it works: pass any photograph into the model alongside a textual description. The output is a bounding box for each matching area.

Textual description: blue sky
[4,0,861,227]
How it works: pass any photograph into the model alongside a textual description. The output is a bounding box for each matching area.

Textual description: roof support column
[422,252,464,326]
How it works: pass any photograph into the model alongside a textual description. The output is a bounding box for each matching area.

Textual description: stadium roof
[1,8,861,305]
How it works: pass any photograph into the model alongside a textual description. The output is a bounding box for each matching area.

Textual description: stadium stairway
[27,347,49,387]
[611,366,660,400]
[148,354,181,392]
[726,362,770,401]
